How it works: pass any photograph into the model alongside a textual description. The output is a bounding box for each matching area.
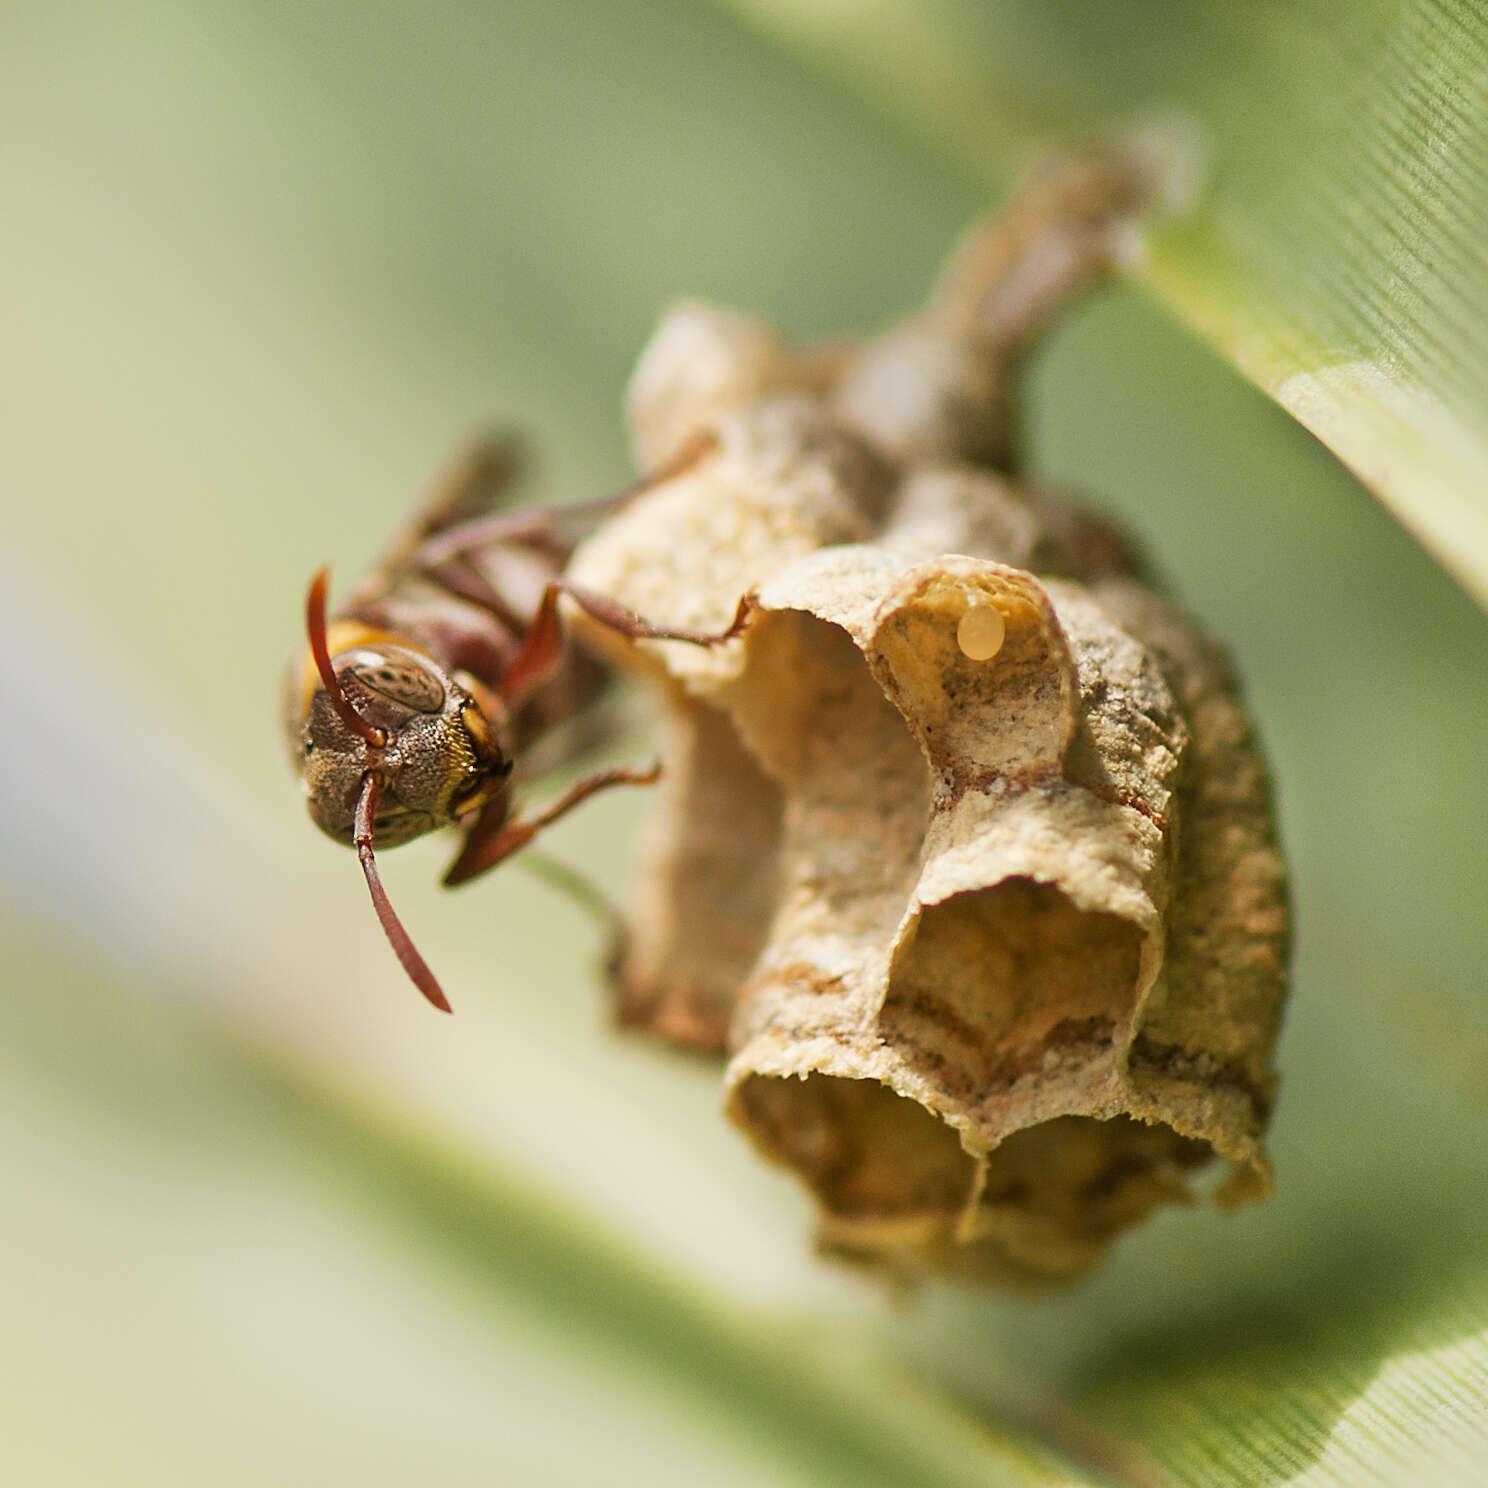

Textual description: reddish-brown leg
[411,429,719,572]
[415,432,528,534]
[443,764,661,887]
[412,507,569,571]
[422,557,530,634]
[359,433,529,590]
[499,582,753,710]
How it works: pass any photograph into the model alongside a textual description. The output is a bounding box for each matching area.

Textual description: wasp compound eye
[339,649,448,713]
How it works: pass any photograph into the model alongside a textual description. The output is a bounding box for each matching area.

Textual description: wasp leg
[519,848,625,932]
[413,432,529,536]
[412,429,720,573]
[443,764,660,886]
[420,558,530,634]
[353,432,529,598]
[573,427,718,518]
[498,581,753,709]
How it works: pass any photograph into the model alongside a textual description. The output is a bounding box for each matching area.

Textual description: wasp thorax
[297,644,508,849]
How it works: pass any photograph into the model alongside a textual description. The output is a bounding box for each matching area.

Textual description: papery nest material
[566,154,1288,1284]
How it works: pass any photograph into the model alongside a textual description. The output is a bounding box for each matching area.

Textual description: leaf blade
[719,0,1488,606]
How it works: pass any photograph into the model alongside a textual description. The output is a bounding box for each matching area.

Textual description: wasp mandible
[285,433,746,1012]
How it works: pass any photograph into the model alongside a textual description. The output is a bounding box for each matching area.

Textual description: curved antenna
[305,568,387,748]
[354,773,453,1013]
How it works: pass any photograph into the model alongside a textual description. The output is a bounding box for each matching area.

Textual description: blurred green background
[2,2,1485,1484]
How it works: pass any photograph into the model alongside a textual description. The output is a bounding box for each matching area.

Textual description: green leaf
[717,0,1488,609]
[0,920,1091,1488]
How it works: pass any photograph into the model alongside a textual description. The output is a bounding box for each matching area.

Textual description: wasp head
[297,638,510,847]
[288,568,512,1012]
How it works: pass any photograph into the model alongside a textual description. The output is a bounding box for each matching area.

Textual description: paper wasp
[286,432,745,1012]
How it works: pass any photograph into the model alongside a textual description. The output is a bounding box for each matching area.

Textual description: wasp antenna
[354,773,453,1013]
[306,567,387,749]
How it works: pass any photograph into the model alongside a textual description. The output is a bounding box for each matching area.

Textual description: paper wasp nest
[567,170,1288,1285]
